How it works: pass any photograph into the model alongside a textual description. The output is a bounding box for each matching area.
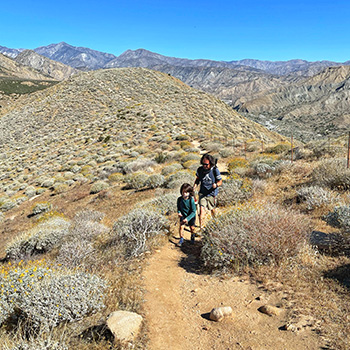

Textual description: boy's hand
[178,213,183,218]
[182,218,188,224]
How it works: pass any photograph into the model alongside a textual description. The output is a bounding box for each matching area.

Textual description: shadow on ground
[324,263,350,289]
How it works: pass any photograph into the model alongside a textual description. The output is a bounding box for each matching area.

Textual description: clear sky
[1,0,350,62]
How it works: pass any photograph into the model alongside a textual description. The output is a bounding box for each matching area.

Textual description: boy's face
[182,191,190,199]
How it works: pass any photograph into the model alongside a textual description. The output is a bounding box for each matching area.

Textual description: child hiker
[177,183,196,247]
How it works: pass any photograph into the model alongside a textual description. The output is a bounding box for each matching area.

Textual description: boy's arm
[185,197,196,222]
[177,197,183,217]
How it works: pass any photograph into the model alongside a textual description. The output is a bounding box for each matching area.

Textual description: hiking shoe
[178,237,184,247]
[191,234,195,244]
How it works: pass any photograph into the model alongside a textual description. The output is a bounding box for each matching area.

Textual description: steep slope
[15,50,79,80]
[235,66,350,141]
[0,53,53,81]
[0,45,24,58]
[34,42,117,70]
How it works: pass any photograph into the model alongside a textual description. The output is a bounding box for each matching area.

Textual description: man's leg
[199,205,206,230]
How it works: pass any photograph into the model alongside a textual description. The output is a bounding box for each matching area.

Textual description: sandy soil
[143,230,324,350]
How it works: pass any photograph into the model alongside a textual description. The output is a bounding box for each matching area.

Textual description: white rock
[209,306,233,322]
[106,311,143,342]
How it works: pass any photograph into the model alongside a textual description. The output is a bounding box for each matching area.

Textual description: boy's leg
[178,224,184,246]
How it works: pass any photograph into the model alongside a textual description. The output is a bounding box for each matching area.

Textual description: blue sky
[1,0,350,62]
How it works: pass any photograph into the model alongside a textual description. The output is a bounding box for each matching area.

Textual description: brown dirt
[143,230,324,350]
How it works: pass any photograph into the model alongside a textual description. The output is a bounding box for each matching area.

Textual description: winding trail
[142,234,323,350]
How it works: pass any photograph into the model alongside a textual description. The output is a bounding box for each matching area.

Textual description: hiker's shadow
[171,232,206,275]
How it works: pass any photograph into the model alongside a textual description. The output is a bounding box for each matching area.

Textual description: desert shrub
[251,179,268,194]
[181,153,201,163]
[139,193,178,215]
[123,158,156,174]
[146,174,165,189]
[165,170,194,189]
[53,183,69,194]
[0,261,106,328]
[0,212,4,222]
[182,160,199,171]
[265,143,291,154]
[56,210,107,268]
[201,203,311,272]
[161,163,183,176]
[219,148,232,158]
[324,205,350,234]
[108,172,124,183]
[3,339,68,350]
[25,186,37,198]
[201,141,222,152]
[297,186,335,210]
[111,209,168,258]
[41,178,55,188]
[312,158,350,190]
[32,202,52,216]
[6,217,70,260]
[180,141,192,149]
[0,199,16,212]
[175,134,190,141]
[125,172,149,190]
[227,157,249,175]
[217,178,252,207]
[56,240,96,268]
[249,158,283,179]
[154,152,168,164]
[90,180,109,194]
[184,147,200,153]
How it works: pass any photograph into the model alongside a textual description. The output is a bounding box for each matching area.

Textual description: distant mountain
[34,42,117,70]
[106,48,348,77]
[151,64,300,105]
[235,65,350,141]
[0,45,24,59]
[15,50,79,80]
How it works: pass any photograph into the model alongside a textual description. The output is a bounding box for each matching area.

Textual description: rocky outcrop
[15,50,78,80]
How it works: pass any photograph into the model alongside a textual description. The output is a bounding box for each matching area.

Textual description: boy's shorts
[199,194,216,211]
[180,217,196,227]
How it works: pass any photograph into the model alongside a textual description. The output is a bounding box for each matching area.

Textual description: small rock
[258,305,283,316]
[209,306,233,322]
[106,311,143,343]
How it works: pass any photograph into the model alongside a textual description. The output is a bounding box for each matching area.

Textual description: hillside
[0,67,283,200]
[235,65,350,141]
[15,50,79,80]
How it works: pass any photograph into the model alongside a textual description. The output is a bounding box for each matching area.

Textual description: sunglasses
[202,162,210,166]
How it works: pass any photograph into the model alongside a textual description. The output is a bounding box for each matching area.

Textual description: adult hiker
[194,153,222,231]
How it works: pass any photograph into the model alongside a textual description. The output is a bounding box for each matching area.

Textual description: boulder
[209,306,233,322]
[258,304,283,316]
[106,311,143,342]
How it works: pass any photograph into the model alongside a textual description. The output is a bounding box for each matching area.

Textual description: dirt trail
[143,233,323,350]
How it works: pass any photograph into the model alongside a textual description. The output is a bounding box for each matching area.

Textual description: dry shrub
[217,178,252,207]
[111,209,169,258]
[297,186,336,211]
[201,203,312,272]
[227,157,249,175]
[312,158,350,190]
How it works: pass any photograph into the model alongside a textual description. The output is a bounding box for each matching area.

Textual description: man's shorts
[199,194,216,211]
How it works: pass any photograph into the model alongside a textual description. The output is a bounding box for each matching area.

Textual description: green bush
[139,193,178,215]
[297,186,335,210]
[90,180,109,194]
[146,174,165,189]
[32,202,52,216]
[201,203,311,272]
[161,163,183,176]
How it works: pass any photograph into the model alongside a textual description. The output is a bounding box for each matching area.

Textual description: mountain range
[1,42,350,141]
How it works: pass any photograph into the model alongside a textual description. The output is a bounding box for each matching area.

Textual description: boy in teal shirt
[177,183,196,246]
